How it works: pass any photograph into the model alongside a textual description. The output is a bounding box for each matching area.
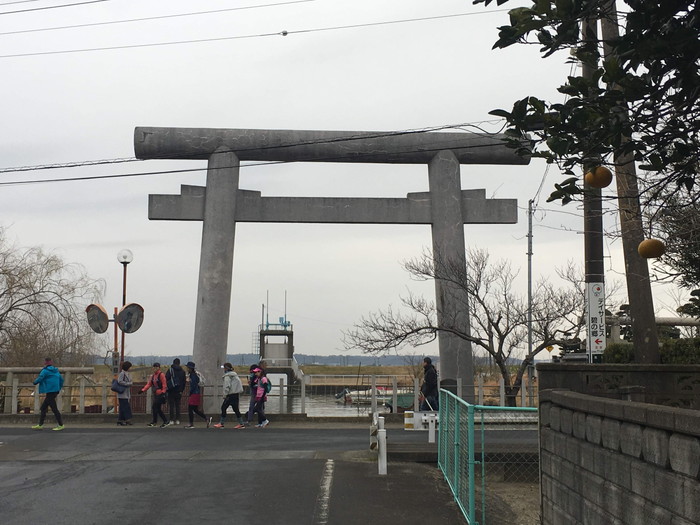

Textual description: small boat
[334,387,416,412]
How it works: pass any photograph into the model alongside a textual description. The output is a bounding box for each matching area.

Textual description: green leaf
[488,109,512,119]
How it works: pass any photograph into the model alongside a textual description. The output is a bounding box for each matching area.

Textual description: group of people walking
[31,356,437,430]
[117,358,271,429]
[31,357,272,430]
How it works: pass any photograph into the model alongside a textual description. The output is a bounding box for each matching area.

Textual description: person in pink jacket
[245,367,270,428]
[141,363,168,427]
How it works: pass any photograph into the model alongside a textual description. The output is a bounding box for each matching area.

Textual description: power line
[0,8,510,59]
[0,156,137,174]
[0,0,315,37]
[0,0,110,16]
[0,121,508,176]
[0,1,42,6]
[0,127,518,186]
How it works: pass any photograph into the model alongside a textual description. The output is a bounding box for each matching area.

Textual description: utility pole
[527,199,535,403]
[581,16,607,363]
[599,0,660,362]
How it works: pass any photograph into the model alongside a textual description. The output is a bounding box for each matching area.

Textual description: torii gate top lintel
[134,127,530,166]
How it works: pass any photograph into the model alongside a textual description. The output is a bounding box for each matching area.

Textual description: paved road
[0,423,466,525]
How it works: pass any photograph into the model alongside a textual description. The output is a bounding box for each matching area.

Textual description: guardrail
[0,372,539,417]
[438,389,539,524]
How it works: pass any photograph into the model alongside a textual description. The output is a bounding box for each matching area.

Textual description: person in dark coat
[420,357,439,411]
[165,358,187,425]
[184,361,210,429]
[32,357,65,431]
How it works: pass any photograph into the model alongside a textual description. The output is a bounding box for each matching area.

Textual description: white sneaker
[166,421,175,426]
[175,420,180,425]
[261,419,270,428]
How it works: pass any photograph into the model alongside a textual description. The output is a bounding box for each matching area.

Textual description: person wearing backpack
[245,367,270,428]
[165,358,187,426]
[184,361,211,429]
[141,362,168,428]
[31,357,65,431]
[212,363,244,429]
[243,363,259,427]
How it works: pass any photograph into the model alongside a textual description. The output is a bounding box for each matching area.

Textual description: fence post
[499,377,505,407]
[146,389,152,414]
[391,376,398,412]
[414,378,420,410]
[11,377,19,415]
[370,375,377,414]
[300,374,306,415]
[279,378,285,413]
[4,371,13,414]
[453,396,460,499]
[427,413,437,443]
[62,372,72,413]
[467,403,476,524]
[477,374,484,405]
[102,386,108,413]
[377,426,387,475]
[79,377,86,414]
[34,383,40,413]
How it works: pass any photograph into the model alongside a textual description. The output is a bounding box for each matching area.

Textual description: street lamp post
[117,249,133,367]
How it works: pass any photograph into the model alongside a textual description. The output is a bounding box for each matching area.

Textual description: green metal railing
[438,389,539,524]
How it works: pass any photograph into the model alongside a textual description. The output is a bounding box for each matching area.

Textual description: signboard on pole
[586,282,606,362]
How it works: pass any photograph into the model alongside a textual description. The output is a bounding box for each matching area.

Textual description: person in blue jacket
[32,357,65,431]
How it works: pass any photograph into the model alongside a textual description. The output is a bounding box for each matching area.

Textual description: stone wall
[539,389,700,524]
[537,363,700,410]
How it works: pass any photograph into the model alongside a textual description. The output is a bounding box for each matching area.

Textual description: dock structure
[135,126,529,408]
[257,319,302,383]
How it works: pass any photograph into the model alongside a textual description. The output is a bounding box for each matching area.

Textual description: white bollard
[378,428,387,475]
[427,413,437,443]
[378,416,385,431]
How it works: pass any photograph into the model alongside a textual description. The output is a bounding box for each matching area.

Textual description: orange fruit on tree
[637,238,665,258]
[584,166,613,188]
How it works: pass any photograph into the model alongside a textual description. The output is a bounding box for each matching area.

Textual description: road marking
[312,459,334,524]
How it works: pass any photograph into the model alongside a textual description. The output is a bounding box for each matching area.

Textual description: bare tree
[0,230,104,366]
[344,248,586,405]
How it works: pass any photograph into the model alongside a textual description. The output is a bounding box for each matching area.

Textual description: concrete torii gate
[134,127,528,406]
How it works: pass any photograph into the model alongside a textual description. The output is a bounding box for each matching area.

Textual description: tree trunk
[600,1,660,362]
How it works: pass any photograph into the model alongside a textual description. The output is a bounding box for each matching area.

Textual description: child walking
[184,361,211,429]
[213,363,244,429]
[245,367,270,428]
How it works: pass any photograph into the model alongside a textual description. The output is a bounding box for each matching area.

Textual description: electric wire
[0,121,511,177]
[0,134,520,187]
[0,1,42,6]
[0,0,110,16]
[0,8,511,59]
[0,0,315,37]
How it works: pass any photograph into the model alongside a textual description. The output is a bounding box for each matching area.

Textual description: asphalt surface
[0,421,467,525]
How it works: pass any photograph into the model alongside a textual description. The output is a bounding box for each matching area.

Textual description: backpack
[195,371,205,386]
[263,377,272,394]
[167,369,178,390]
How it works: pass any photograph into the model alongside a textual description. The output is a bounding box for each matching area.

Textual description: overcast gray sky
[0,0,676,360]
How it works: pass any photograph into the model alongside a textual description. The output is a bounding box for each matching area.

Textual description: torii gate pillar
[428,151,472,391]
[192,149,239,378]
